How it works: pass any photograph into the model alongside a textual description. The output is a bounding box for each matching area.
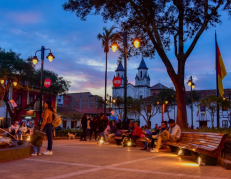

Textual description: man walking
[80,113,88,141]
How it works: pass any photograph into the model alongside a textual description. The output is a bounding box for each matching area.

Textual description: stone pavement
[0,140,231,179]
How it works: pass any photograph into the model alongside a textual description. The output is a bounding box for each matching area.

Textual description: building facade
[112,58,151,99]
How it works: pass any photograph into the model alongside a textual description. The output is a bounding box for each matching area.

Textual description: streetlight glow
[157,101,159,105]
[192,83,195,89]
[187,80,192,86]
[112,99,116,103]
[165,101,168,104]
[133,38,140,48]
[32,56,39,65]
[0,79,4,85]
[46,52,55,62]
[110,42,118,52]
[13,81,18,87]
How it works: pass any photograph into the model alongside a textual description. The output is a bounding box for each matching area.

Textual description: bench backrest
[179,132,227,151]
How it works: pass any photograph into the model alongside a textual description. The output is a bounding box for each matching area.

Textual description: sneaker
[42,150,53,155]
[31,153,38,156]
[140,147,147,150]
[104,142,109,144]
[150,148,159,153]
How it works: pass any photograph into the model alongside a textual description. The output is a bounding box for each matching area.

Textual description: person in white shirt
[17,122,28,140]
[151,119,181,153]
[9,122,19,139]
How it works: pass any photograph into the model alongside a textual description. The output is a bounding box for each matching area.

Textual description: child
[31,124,46,156]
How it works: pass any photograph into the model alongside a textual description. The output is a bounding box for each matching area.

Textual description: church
[112,58,151,99]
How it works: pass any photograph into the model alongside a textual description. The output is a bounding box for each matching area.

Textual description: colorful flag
[215,33,227,97]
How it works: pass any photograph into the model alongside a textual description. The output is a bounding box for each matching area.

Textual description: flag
[215,33,227,97]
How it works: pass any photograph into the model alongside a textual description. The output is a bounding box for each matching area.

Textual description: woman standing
[40,98,55,155]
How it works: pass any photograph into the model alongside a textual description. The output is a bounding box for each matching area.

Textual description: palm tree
[97,26,116,115]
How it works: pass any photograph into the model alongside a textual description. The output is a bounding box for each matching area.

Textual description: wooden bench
[164,132,228,165]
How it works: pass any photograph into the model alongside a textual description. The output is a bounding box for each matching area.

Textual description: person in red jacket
[131,122,143,146]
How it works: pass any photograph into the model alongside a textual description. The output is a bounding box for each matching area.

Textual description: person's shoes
[104,142,109,144]
[150,148,159,153]
[42,150,53,155]
[83,139,87,141]
[31,153,38,156]
[140,147,147,150]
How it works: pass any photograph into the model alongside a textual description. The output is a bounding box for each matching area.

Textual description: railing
[221,139,231,158]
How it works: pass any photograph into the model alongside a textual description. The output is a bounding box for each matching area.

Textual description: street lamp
[112,99,116,103]
[110,32,141,129]
[32,46,55,124]
[187,76,195,129]
[0,79,4,85]
[13,81,18,87]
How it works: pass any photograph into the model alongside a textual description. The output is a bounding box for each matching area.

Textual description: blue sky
[0,0,231,97]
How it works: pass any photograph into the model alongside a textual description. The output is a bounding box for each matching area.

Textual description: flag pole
[215,31,220,128]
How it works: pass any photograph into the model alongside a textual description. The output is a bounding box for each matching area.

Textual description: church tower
[112,61,125,98]
[135,58,150,87]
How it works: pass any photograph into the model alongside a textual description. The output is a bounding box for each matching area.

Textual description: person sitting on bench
[151,119,181,153]
[131,122,142,146]
[104,121,118,144]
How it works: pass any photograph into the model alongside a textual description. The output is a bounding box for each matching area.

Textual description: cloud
[6,12,42,24]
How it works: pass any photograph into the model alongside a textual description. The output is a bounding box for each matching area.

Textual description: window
[35,98,40,111]
[71,121,77,128]
[28,95,34,110]
[17,94,22,109]
[140,71,142,78]
[63,121,67,129]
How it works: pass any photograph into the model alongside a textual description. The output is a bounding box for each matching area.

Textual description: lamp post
[32,46,55,124]
[187,76,195,129]
[110,32,140,129]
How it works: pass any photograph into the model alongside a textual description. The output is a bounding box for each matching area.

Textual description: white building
[112,58,151,99]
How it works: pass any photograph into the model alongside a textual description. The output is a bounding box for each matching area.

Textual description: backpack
[52,115,62,127]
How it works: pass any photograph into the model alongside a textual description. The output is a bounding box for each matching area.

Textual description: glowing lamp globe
[187,80,192,86]
[192,83,195,89]
[46,53,55,62]
[13,81,18,87]
[0,79,4,85]
[110,42,118,52]
[32,56,39,65]
[133,38,140,48]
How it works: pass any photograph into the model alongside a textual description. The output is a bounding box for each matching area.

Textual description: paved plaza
[0,140,231,179]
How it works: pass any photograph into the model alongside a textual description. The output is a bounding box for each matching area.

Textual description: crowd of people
[79,112,182,153]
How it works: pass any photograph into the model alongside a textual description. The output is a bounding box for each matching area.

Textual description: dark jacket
[81,116,88,129]
[110,124,117,134]
[90,120,97,129]
[116,121,122,129]
[31,129,46,147]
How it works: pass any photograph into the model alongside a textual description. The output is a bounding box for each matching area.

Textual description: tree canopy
[63,0,231,128]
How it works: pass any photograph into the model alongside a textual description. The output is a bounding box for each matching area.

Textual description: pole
[123,31,127,129]
[215,32,220,128]
[104,52,107,115]
[162,104,164,122]
[191,76,194,129]
[39,46,45,124]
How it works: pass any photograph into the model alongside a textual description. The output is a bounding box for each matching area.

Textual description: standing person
[90,116,97,140]
[86,117,91,138]
[80,113,88,141]
[40,98,55,155]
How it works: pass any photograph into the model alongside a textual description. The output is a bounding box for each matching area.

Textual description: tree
[97,26,117,115]
[0,48,71,122]
[63,0,231,128]
[128,97,160,127]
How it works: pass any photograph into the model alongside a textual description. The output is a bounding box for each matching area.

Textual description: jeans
[86,129,90,136]
[105,133,115,142]
[81,128,87,140]
[156,130,176,149]
[90,129,97,140]
[45,123,53,151]
[33,146,41,154]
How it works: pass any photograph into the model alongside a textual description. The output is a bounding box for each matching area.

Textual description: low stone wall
[0,145,33,162]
